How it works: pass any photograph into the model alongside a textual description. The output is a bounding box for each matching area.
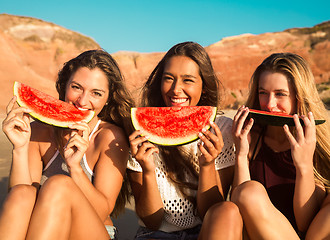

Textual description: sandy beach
[0,110,236,239]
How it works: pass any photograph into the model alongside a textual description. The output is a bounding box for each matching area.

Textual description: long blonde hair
[246,52,330,191]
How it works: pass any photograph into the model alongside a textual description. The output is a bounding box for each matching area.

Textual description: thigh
[26,175,109,240]
[232,181,299,240]
[305,194,330,240]
[0,185,37,239]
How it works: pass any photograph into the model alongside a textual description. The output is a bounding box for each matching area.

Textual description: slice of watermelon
[14,81,95,128]
[248,109,325,126]
[131,106,217,146]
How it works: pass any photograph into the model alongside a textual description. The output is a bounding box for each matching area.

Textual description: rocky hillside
[0,13,329,113]
[114,21,330,108]
[0,14,100,113]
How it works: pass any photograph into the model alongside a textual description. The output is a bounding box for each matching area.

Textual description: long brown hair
[246,52,330,191]
[141,42,221,205]
[55,49,135,216]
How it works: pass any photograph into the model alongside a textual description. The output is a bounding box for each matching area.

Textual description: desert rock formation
[0,13,329,112]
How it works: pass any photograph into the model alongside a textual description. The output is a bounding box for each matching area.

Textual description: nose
[76,92,89,107]
[265,94,277,111]
[172,80,182,95]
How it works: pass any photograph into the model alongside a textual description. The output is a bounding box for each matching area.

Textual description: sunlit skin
[258,71,296,115]
[128,53,234,234]
[161,56,203,107]
[65,67,109,128]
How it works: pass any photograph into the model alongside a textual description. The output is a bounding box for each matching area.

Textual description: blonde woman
[232,53,330,239]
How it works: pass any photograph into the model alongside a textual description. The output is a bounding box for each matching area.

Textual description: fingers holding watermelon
[129,130,159,172]
[2,96,32,149]
[283,112,316,170]
[197,121,224,166]
[68,121,91,140]
[232,106,253,158]
[63,122,90,170]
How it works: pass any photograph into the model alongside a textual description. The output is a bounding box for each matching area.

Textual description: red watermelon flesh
[131,106,217,146]
[14,81,95,128]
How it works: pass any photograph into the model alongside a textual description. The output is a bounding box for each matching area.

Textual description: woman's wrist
[295,163,314,178]
[12,145,29,157]
[68,164,84,175]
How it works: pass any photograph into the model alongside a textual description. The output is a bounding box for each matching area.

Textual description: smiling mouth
[73,103,90,111]
[78,108,89,111]
[170,98,188,103]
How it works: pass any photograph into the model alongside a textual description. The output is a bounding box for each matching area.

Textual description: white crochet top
[127,115,235,232]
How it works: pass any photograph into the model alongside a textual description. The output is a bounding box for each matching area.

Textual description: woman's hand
[197,120,224,167]
[2,96,32,149]
[232,106,254,159]
[283,112,316,171]
[129,130,159,173]
[64,121,90,171]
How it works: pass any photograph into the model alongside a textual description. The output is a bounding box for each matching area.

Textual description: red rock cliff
[0,13,329,113]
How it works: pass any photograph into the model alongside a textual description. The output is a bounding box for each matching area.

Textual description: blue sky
[1,0,329,54]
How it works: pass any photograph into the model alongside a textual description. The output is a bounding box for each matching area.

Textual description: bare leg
[231,181,300,240]
[198,201,243,240]
[0,185,37,240]
[306,194,330,240]
[26,175,109,240]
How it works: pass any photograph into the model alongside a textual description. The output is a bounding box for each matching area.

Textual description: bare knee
[200,202,243,240]
[38,175,75,203]
[4,185,37,209]
[231,181,268,212]
[204,201,242,225]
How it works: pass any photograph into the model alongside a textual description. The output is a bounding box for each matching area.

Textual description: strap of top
[43,119,102,171]
[89,119,101,140]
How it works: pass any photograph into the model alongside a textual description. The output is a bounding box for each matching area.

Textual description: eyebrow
[258,87,289,92]
[163,72,198,79]
[71,81,106,93]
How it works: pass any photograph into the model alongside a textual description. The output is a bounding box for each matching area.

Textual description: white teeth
[78,107,89,111]
[171,98,187,103]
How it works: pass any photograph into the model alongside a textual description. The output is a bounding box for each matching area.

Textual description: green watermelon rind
[14,81,95,128]
[131,106,217,146]
[248,109,325,126]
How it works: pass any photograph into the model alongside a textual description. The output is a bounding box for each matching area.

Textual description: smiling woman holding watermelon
[127,41,243,240]
[231,53,330,239]
[0,50,134,239]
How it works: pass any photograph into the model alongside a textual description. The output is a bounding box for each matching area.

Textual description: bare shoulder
[94,121,128,145]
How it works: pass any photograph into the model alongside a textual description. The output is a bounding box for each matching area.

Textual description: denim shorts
[105,225,118,240]
[134,225,201,240]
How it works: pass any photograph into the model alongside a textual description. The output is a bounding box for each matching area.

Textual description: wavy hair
[141,41,220,108]
[246,52,330,191]
[140,42,222,206]
[55,49,135,216]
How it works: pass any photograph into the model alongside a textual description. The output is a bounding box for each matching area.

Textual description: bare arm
[197,121,224,218]
[128,130,164,230]
[232,106,254,189]
[66,122,129,221]
[284,113,326,232]
[2,97,42,188]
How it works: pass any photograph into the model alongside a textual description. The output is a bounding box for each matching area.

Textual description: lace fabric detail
[127,115,235,232]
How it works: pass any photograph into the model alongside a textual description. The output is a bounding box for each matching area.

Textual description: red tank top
[249,140,297,230]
